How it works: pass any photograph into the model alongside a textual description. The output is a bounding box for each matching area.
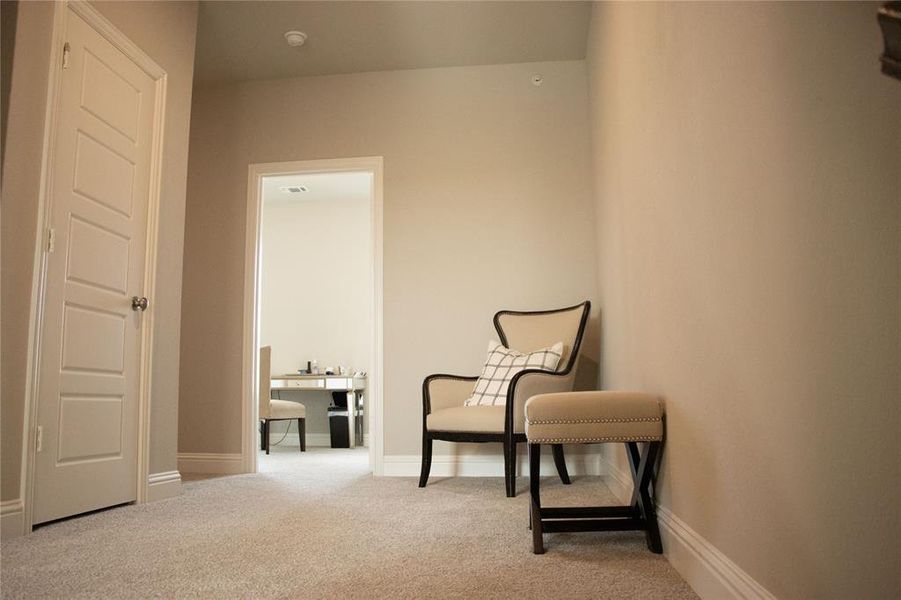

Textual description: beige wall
[0,0,19,169]
[179,60,599,456]
[587,2,900,598]
[0,1,197,504]
[0,0,54,503]
[261,193,371,436]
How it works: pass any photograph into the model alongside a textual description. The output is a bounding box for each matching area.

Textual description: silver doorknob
[131,296,149,312]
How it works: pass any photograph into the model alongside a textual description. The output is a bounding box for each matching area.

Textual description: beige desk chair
[260,346,306,454]
[419,301,591,497]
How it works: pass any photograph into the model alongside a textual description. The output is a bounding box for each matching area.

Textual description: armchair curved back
[493,301,591,374]
[259,345,272,419]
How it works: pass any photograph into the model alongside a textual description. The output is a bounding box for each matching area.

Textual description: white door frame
[20,0,167,533]
[243,157,385,475]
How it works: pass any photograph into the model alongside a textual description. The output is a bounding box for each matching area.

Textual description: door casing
[244,157,385,476]
[20,0,167,533]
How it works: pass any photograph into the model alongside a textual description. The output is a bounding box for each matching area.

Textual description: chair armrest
[506,370,576,433]
[422,374,478,415]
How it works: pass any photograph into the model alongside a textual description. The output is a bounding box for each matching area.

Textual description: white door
[32,8,159,524]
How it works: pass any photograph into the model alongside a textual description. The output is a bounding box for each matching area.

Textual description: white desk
[270,374,366,448]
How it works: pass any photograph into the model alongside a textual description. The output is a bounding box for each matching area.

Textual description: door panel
[72,132,136,216]
[33,8,158,524]
[57,396,124,462]
[65,216,131,293]
[60,304,127,373]
[80,50,142,142]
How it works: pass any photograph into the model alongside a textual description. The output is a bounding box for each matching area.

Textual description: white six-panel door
[32,7,158,524]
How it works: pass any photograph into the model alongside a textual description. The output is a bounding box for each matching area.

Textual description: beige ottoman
[524,391,665,554]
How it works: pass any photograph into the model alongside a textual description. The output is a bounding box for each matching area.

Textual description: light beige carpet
[1,447,697,599]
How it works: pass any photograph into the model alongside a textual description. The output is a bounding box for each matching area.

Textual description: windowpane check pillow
[463,340,564,407]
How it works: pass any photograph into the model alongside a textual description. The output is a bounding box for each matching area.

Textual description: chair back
[493,301,590,374]
[259,346,272,419]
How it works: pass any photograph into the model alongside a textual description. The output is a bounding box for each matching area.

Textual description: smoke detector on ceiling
[284,31,308,48]
[280,185,308,194]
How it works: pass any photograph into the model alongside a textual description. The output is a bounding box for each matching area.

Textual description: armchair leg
[298,418,306,452]
[418,434,433,488]
[263,420,270,455]
[504,439,517,498]
[551,444,571,485]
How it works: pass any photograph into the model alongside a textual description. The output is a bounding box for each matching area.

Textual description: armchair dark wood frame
[418,301,591,497]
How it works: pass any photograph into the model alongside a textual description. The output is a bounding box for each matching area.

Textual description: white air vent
[279,185,308,194]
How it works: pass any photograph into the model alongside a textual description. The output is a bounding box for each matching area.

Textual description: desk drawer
[271,379,324,389]
[326,378,353,390]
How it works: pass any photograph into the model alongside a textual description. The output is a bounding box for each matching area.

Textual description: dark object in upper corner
[879,2,901,80]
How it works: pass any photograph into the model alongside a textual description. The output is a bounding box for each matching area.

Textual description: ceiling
[193,1,591,86]
[262,172,371,205]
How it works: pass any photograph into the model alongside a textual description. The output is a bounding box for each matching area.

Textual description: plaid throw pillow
[463,340,564,407]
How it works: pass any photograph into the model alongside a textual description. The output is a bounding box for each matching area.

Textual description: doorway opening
[243,158,384,476]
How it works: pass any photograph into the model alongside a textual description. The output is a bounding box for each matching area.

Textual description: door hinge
[46,228,56,253]
[36,426,43,453]
[62,42,70,69]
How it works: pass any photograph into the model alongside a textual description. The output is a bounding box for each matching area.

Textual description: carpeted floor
[1,447,697,599]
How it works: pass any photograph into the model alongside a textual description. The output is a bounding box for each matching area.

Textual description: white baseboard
[268,433,370,448]
[268,433,329,447]
[383,449,604,478]
[658,505,777,600]
[602,457,776,600]
[1,499,25,539]
[147,471,182,502]
[603,455,633,503]
[177,452,245,474]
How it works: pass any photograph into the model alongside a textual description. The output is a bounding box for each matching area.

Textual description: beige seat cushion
[268,399,306,419]
[525,391,663,443]
[427,405,507,434]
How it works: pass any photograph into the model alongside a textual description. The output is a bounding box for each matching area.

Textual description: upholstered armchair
[419,301,591,497]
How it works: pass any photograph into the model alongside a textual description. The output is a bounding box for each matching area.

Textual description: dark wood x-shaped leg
[529,441,663,555]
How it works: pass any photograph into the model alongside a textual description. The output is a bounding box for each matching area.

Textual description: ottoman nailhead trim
[526,416,661,425]
[527,435,662,443]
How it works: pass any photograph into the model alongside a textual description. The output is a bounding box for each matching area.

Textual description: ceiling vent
[279,185,308,194]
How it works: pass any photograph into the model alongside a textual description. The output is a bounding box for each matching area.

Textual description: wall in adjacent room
[178,60,599,457]
[586,2,900,598]
[1,0,198,509]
